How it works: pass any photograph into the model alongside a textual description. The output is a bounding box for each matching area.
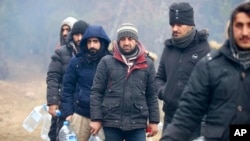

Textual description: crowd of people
[46,1,250,141]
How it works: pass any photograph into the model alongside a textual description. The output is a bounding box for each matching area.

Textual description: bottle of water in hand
[22,104,47,132]
[88,135,102,141]
[59,121,77,141]
[40,104,61,141]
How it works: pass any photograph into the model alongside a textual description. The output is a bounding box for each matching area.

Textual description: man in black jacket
[155,2,210,141]
[46,20,88,141]
[162,2,250,141]
[90,23,160,141]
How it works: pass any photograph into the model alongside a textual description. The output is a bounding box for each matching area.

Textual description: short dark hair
[231,2,250,22]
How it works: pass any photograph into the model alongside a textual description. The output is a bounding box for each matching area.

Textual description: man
[56,17,77,49]
[46,20,89,141]
[161,2,250,141]
[90,23,160,141]
[61,24,110,141]
[155,2,211,141]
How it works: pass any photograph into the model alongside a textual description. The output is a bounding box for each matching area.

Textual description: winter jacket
[61,25,110,118]
[46,32,78,106]
[163,40,250,141]
[91,42,160,131]
[155,29,210,119]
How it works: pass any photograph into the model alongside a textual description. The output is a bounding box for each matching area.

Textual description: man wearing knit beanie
[155,2,211,141]
[46,19,88,141]
[70,20,89,50]
[90,22,160,141]
[115,23,158,61]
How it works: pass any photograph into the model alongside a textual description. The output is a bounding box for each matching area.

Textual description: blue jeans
[103,127,146,141]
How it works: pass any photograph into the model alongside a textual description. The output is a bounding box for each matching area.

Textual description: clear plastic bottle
[59,121,77,141]
[88,135,102,141]
[40,104,61,141]
[22,104,47,132]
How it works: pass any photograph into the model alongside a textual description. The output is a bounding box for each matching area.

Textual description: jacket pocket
[202,124,226,139]
[102,102,120,120]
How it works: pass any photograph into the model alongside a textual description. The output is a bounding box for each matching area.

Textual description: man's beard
[88,48,98,55]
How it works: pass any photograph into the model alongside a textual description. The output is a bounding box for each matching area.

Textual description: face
[233,12,250,50]
[119,37,137,53]
[171,24,193,38]
[61,25,70,39]
[87,37,101,55]
[73,33,83,46]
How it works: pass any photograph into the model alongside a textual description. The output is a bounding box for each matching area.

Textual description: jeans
[48,116,58,141]
[103,127,146,141]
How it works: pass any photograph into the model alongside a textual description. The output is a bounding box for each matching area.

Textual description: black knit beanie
[169,2,195,26]
[71,20,89,35]
[117,23,138,41]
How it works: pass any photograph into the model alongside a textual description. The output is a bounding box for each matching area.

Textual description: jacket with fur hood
[155,29,211,119]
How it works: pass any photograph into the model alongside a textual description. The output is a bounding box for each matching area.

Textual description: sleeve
[46,49,63,105]
[155,47,167,100]
[90,56,110,121]
[162,58,211,141]
[60,57,78,118]
[146,59,160,123]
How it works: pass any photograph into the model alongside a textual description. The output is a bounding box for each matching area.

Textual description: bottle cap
[63,121,69,125]
[56,110,62,117]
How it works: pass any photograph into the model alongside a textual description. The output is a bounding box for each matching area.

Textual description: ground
[0,58,163,141]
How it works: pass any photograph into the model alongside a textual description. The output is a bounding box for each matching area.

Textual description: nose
[78,34,83,40]
[242,25,250,36]
[124,38,130,44]
[172,24,178,31]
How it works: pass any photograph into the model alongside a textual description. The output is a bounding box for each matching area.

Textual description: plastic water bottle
[22,104,47,132]
[192,136,205,141]
[88,135,102,141]
[59,121,77,141]
[40,105,61,141]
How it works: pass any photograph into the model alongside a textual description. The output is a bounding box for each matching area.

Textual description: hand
[90,121,102,135]
[48,104,58,116]
[66,115,73,121]
[147,123,158,137]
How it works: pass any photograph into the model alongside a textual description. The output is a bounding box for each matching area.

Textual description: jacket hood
[80,25,111,53]
[60,17,77,46]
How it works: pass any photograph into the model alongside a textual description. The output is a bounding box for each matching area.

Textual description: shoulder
[199,49,221,65]
[101,55,113,62]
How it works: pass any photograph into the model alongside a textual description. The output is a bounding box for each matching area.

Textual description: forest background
[0,0,246,140]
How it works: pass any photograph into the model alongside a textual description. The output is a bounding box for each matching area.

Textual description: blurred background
[0,0,247,140]
[0,0,246,77]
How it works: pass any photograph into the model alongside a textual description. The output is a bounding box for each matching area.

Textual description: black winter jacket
[91,42,160,131]
[155,30,210,119]
[163,40,250,141]
[46,44,75,105]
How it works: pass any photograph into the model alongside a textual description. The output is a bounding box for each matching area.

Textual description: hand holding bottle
[48,104,58,116]
[90,121,102,135]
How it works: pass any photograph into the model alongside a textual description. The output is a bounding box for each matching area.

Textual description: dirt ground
[0,58,163,141]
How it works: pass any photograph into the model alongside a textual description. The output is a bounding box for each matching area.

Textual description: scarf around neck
[172,27,196,49]
[228,25,250,70]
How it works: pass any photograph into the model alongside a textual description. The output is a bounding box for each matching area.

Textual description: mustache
[240,36,250,40]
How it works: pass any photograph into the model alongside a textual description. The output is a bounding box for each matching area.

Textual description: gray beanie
[117,23,138,41]
[169,2,195,26]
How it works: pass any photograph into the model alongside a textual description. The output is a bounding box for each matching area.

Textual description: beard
[88,48,98,55]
